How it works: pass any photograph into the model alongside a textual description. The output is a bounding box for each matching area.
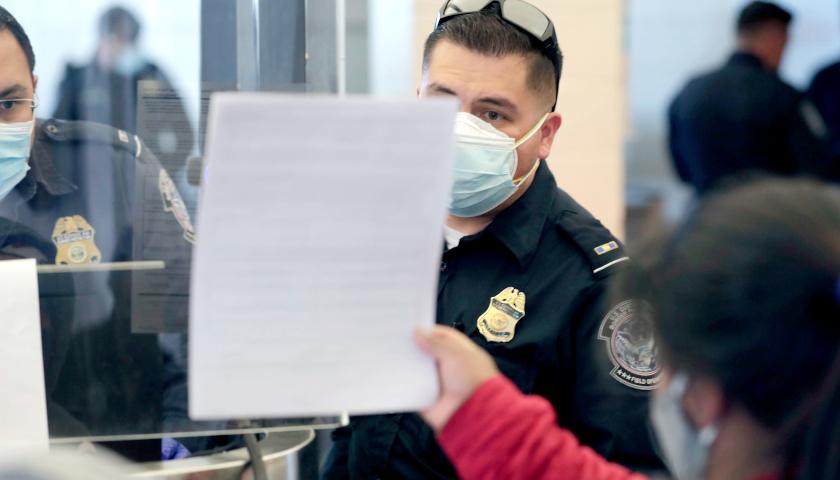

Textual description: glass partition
[0,0,349,450]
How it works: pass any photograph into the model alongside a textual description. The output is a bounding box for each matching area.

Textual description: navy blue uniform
[669,52,836,193]
[809,60,840,157]
[53,61,194,176]
[322,164,663,479]
[0,119,194,441]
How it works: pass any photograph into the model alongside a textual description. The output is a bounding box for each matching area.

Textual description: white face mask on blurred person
[113,45,145,77]
[650,372,719,480]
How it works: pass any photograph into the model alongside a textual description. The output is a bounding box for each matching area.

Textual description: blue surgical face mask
[0,120,33,202]
[449,112,549,218]
[650,372,719,480]
[114,46,146,77]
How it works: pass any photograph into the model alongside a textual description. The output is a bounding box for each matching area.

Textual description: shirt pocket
[469,334,538,395]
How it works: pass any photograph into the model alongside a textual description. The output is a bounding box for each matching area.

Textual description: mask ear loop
[512,113,551,185]
[671,372,721,443]
[697,424,720,448]
[513,112,551,149]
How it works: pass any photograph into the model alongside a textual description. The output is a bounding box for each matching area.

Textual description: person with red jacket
[417,177,840,480]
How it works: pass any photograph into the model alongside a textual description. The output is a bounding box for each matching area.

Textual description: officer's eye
[0,100,16,111]
[482,111,504,122]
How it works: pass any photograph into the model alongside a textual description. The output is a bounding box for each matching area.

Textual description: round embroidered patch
[597,299,661,390]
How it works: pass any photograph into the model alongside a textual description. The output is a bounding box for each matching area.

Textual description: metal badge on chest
[477,287,526,343]
[52,215,102,265]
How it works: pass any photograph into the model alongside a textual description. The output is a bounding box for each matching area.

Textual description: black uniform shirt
[809,60,840,157]
[0,119,194,439]
[323,163,663,479]
[669,52,836,193]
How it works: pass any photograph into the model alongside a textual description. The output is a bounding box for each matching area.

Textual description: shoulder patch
[41,119,138,157]
[597,300,661,391]
[799,100,828,138]
[554,210,629,278]
[159,169,196,244]
[594,241,619,256]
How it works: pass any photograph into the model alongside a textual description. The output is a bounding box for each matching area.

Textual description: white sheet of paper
[189,94,456,419]
[0,259,49,453]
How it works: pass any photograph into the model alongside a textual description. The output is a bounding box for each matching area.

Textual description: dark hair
[422,3,562,111]
[0,6,35,74]
[737,1,793,35]
[624,178,840,479]
[99,6,141,43]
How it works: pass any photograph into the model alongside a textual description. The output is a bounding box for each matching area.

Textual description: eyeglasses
[435,0,560,81]
[0,98,37,123]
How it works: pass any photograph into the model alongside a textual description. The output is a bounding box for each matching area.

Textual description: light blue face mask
[650,372,719,480]
[0,120,34,202]
[114,46,146,77]
[449,112,548,218]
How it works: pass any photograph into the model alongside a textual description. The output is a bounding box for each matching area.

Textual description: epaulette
[554,208,630,279]
[41,119,141,159]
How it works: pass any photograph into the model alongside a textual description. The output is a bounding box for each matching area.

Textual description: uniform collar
[481,161,556,268]
[18,120,78,199]
[728,51,765,70]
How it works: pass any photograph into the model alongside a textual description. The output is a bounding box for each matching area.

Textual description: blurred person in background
[808,4,840,158]
[52,5,194,178]
[668,1,836,195]
[417,177,840,480]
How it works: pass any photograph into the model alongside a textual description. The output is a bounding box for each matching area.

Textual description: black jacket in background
[669,52,836,194]
[52,61,194,177]
[808,60,840,157]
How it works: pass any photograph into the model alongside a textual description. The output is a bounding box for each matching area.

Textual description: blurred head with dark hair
[621,177,840,480]
[96,5,145,75]
[736,1,793,71]
[99,5,141,43]
[0,5,35,75]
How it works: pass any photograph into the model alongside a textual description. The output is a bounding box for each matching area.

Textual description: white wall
[2,0,200,126]
[368,0,415,96]
[626,0,840,214]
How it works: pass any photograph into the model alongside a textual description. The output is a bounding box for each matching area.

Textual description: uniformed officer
[809,54,840,157]
[322,1,663,478]
[0,6,195,459]
[668,1,837,195]
[52,6,195,178]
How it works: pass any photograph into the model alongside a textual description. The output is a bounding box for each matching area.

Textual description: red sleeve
[438,375,650,480]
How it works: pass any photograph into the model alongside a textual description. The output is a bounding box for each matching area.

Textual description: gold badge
[52,215,102,265]
[477,287,526,343]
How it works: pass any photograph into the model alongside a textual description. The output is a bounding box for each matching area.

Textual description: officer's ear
[32,74,38,94]
[537,113,562,160]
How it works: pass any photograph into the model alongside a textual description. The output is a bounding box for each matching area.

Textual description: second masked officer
[322,1,663,478]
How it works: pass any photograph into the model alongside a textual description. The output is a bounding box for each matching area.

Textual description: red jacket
[438,375,781,480]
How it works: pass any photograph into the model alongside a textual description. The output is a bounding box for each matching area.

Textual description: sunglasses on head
[435,0,560,71]
[434,0,561,110]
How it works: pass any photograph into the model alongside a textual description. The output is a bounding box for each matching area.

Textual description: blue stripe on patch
[594,241,618,256]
